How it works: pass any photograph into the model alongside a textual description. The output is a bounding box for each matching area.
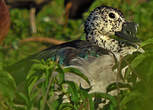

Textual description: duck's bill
[115,22,140,43]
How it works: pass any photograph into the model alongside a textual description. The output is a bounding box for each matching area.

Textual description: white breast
[64,53,120,93]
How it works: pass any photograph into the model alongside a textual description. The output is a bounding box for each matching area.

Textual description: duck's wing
[6,40,108,85]
[35,40,109,65]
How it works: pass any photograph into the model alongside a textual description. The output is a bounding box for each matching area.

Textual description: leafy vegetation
[0,0,153,110]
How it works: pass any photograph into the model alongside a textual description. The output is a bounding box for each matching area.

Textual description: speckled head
[84,6,143,56]
[84,6,125,39]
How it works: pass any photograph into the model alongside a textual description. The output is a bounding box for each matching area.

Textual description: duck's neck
[86,32,140,58]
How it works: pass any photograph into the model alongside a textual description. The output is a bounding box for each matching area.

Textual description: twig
[64,1,72,27]
[42,62,56,110]
[30,8,37,34]
[20,37,65,45]
[116,55,124,110]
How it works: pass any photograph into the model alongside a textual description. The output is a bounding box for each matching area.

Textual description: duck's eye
[109,13,115,19]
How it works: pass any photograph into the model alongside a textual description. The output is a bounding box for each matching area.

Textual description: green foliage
[0,67,16,110]
[10,59,118,110]
[0,0,153,109]
[115,41,153,110]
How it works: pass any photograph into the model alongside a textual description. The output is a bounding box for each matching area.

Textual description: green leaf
[48,100,59,110]
[63,67,90,85]
[106,82,131,93]
[88,94,95,110]
[58,103,73,110]
[141,38,153,47]
[64,81,79,104]
[56,64,65,84]
[120,91,141,109]
[17,92,29,106]
[0,70,16,101]
[128,52,153,79]
[6,56,37,85]
[90,92,117,108]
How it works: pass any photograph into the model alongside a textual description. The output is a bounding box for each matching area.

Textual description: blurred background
[0,0,153,110]
[0,0,153,67]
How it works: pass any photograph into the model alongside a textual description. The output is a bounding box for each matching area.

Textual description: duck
[0,0,10,44]
[8,5,143,93]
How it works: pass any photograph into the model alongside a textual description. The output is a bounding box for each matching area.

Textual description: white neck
[95,35,120,53]
[87,33,143,59]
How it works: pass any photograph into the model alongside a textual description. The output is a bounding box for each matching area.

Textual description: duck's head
[84,6,143,56]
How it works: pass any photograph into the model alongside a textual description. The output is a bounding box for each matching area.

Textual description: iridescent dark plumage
[36,40,109,65]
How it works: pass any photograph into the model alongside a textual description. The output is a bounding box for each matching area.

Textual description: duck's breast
[64,53,117,93]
